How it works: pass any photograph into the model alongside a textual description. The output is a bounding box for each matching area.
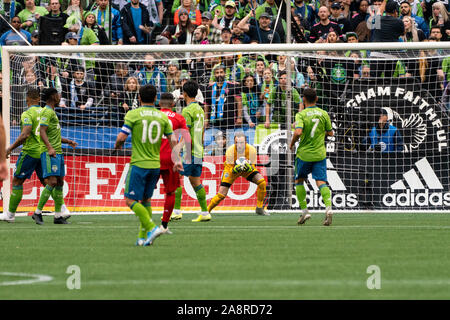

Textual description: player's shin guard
[256,178,266,208]
[130,201,155,232]
[142,201,152,219]
[295,184,307,210]
[52,186,64,216]
[174,186,182,210]
[37,185,54,211]
[194,184,208,212]
[207,193,225,213]
[162,192,176,223]
[9,185,23,214]
[319,184,332,207]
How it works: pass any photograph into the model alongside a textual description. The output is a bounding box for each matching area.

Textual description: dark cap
[65,32,79,40]
[221,27,232,34]
[400,0,411,5]
[31,30,39,37]
[202,11,213,20]
[331,2,341,9]
[259,12,272,19]
[385,1,399,13]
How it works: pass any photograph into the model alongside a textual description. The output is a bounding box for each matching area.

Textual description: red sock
[162,192,175,223]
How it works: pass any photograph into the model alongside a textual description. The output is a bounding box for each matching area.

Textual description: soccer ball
[235,157,249,167]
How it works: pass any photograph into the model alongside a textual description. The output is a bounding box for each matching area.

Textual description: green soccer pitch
[0,212,449,300]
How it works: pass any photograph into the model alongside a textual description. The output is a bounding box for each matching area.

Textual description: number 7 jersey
[295,106,332,162]
[182,102,205,160]
[122,106,173,169]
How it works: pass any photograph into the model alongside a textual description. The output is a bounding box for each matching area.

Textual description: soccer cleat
[192,213,211,222]
[135,238,146,246]
[297,213,311,225]
[0,211,15,223]
[143,226,164,246]
[323,207,333,226]
[160,226,173,235]
[54,216,71,224]
[170,211,182,221]
[255,207,270,216]
[32,213,44,225]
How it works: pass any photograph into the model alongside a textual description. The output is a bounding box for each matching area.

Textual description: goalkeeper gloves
[243,162,252,172]
[233,165,243,174]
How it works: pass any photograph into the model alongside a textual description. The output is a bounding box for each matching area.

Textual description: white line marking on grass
[22,278,450,288]
[0,272,53,286]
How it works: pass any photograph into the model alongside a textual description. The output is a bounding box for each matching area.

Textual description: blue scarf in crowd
[210,81,227,121]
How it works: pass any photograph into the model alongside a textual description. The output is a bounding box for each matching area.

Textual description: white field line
[0,272,53,286]
[1,277,450,287]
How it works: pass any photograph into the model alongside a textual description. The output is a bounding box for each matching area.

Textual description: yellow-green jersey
[39,105,62,154]
[182,102,204,160]
[21,105,42,159]
[295,106,332,162]
[121,106,173,169]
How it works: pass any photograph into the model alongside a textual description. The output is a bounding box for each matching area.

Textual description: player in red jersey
[158,92,189,233]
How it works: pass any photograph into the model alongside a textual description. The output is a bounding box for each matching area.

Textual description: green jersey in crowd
[21,105,42,159]
[39,106,62,154]
[295,106,332,162]
[182,101,204,160]
[122,106,173,169]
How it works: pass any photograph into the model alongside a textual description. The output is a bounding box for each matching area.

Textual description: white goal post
[1,42,450,214]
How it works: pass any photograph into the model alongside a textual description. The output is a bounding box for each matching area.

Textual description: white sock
[173,209,180,215]
[302,209,309,215]
[201,211,209,216]
[54,211,62,218]
[35,209,42,214]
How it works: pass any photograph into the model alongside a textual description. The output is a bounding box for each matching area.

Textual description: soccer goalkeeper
[207,132,268,216]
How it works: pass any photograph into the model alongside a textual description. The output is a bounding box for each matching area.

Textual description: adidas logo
[301,159,358,208]
[384,157,450,207]
[129,191,135,195]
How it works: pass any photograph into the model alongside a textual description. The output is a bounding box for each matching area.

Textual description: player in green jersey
[31,88,77,225]
[114,84,182,246]
[289,87,334,226]
[0,89,72,223]
[180,80,210,222]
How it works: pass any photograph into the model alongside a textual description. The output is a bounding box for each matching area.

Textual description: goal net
[1,43,449,214]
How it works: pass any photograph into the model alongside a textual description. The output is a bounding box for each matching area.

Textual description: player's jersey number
[311,118,320,138]
[141,119,162,144]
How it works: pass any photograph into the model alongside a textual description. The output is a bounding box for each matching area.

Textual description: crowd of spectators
[1,0,450,150]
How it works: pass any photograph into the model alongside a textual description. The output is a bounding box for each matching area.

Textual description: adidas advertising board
[256,77,449,210]
[328,77,449,210]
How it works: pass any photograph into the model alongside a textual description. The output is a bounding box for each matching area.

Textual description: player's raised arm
[61,137,77,149]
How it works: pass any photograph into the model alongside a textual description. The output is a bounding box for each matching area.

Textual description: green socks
[52,186,64,213]
[295,184,307,210]
[130,201,155,234]
[296,183,332,208]
[174,186,182,210]
[194,184,207,212]
[143,201,152,219]
[9,185,23,213]
[319,184,332,207]
[37,185,54,211]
